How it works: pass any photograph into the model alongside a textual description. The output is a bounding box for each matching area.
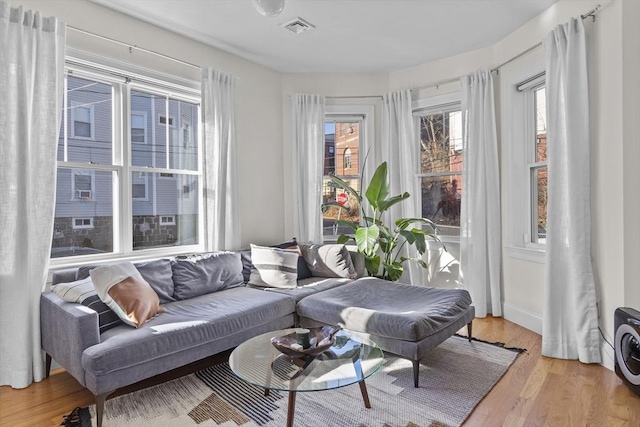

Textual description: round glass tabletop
[229,328,384,393]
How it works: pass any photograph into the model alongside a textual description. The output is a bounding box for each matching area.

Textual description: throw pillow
[171,252,244,300]
[249,244,298,288]
[299,243,358,279]
[51,277,123,333]
[76,260,175,304]
[90,263,163,328]
[273,239,313,280]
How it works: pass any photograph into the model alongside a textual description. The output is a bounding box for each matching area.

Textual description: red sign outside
[337,192,348,206]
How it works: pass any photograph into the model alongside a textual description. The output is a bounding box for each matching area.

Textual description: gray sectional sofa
[41,246,473,427]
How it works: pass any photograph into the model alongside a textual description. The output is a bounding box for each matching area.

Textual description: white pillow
[51,276,95,303]
[249,244,299,289]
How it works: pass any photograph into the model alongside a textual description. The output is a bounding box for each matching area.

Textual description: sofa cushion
[171,252,244,300]
[51,276,123,333]
[90,263,163,328]
[296,277,473,342]
[249,244,298,288]
[299,243,358,279]
[81,287,295,376]
[256,277,353,302]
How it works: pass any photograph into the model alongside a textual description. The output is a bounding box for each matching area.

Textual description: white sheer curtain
[0,1,65,388]
[202,68,240,251]
[381,90,423,284]
[291,94,325,243]
[542,18,600,363]
[460,70,502,317]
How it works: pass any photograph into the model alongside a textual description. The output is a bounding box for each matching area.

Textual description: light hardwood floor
[1,317,638,426]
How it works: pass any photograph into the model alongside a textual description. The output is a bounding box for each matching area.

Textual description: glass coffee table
[229,328,384,427]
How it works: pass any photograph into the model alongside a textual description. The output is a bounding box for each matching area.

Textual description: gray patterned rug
[63,335,524,427]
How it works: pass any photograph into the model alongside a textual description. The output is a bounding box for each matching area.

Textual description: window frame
[71,169,95,201]
[130,111,147,144]
[159,215,176,226]
[72,217,94,230]
[50,57,204,268]
[412,91,463,244]
[501,49,547,263]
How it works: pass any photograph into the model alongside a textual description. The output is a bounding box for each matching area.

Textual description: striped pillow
[51,277,123,333]
[249,244,298,288]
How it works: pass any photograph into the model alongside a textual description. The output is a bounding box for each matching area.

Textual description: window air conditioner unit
[76,190,92,199]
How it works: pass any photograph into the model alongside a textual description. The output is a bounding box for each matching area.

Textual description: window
[530,85,547,244]
[343,148,352,170]
[323,118,362,240]
[416,106,463,237]
[159,215,175,225]
[52,62,202,261]
[72,169,95,200]
[131,112,146,143]
[72,217,93,229]
[71,103,94,139]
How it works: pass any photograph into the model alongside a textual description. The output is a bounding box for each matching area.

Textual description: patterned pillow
[249,244,299,288]
[273,239,313,280]
[51,277,123,334]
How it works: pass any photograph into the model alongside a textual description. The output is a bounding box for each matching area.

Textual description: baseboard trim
[502,302,542,335]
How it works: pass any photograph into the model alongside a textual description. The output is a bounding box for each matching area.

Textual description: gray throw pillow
[299,243,358,279]
[134,259,175,304]
[171,252,244,300]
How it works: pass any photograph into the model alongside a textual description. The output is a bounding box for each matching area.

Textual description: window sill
[506,245,545,263]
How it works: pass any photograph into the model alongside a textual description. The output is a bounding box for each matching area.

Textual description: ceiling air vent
[280,17,315,34]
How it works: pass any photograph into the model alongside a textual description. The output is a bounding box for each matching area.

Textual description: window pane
[60,76,113,163]
[323,121,360,238]
[169,99,199,171]
[535,86,547,162]
[532,166,547,244]
[420,175,461,236]
[420,111,463,174]
[133,173,199,250]
[132,172,148,199]
[52,168,114,258]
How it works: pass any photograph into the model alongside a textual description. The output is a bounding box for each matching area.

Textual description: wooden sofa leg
[96,392,110,427]
[467,321,473,342]
[45,353,52,378]
[412,360,420,388]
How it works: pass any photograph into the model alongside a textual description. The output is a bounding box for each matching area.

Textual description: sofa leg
[96,392,110,427]
[412,359,420,388]
[45,353,52,378]
[467,321,473,342]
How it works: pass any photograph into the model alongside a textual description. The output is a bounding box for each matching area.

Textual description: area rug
[62,335,524,427]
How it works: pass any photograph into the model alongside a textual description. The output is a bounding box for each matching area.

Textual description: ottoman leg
[412,359,420,388]
[467,321,473,342]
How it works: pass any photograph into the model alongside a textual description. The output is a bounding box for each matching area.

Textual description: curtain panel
[291,94,325,244]
[201,68,241,251]
[542,18,601,363]
[460,70,502,318]
[381,90,423,284]
[0,1,65,388]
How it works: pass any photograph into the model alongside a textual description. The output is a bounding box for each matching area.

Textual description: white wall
[20,0,286,249]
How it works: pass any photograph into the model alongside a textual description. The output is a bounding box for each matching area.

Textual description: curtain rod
[410,4,602,93]
[67,25,201,70]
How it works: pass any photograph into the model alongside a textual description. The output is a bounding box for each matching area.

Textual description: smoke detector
[280,17,315,34]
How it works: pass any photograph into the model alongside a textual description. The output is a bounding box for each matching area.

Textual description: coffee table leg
[287,391,297,427]
[352,357,372,408]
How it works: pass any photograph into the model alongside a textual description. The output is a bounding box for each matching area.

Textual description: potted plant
[322,161,441,281]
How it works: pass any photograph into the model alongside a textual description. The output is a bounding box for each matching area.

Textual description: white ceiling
[90,0,557,74]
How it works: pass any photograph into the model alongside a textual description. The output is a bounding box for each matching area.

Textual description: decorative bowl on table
[271,325,342,358]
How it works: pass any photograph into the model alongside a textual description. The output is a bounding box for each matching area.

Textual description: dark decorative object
[271,325,341,358]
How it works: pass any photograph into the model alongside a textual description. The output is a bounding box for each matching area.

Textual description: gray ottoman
[297,277,475,387]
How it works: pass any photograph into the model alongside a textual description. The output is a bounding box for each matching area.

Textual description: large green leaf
[378,192,410,213]
[399,230,416,245]
[364,255,381,277]
[355,225,379,255]
[336,220,358,231]
[336,234,352,244]
[384,261,404,282]
[365,162,389,211]
[412,230,426,254]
